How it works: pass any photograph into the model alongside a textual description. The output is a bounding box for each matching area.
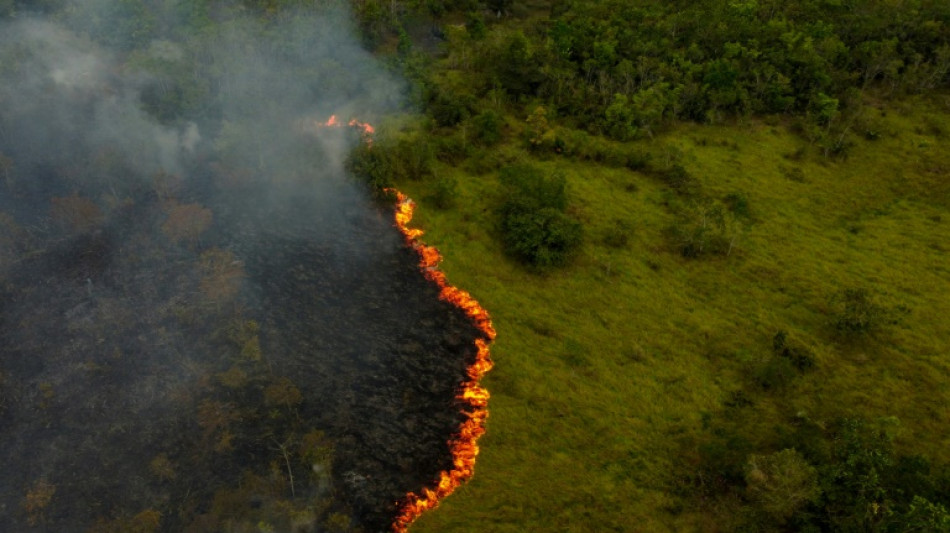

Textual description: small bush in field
[499,164,582,269]
[430,175,458,209]
[830,288,905,338]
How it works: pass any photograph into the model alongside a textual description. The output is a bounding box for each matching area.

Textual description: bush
[427,89,473,127]
[655,162,697,193]
[346,142,392,192]
[723,192,751,219]
[345,136,434,192]
[499,164,568,213]
[499,164,582,268]
[670,201,742,258]
[433,134,471,165]
[603,219,632,248]
[830,287,903,338]
[772,330,816,371]
[471,110,503,146]
[744,449,821,524]
[756,356,797,391]
[502,207,582,268]
[462,148,504,175]
[429,175,458,209]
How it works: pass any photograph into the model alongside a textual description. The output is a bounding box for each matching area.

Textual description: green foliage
[602,218,632,249]
[772,330,815,371]
[345,142,393,193]
[471,110,503,147]
[723,192,751,219]
[821,418,899,531]
[464,11,486,40]
[498,164,582,268]
[831,287,903,339]
[392,102,950,532]
[493,31,543,98]
[744,449,821,524]
[670,200,743,258]
[755,355,797,391]
[427,87,473,127]
[346,135,434,193]
[429,175,457,210]
[903,496,950,532]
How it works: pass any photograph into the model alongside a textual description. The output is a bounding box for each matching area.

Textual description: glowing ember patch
[316,116,495,531]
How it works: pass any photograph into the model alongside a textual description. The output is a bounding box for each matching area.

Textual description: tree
[902,496,950,532]
[161,202,213,246]
[604,94,637,141]
[198,248,244,305]
[495,31,543,97]
[822,418,898,531]
[50,196,103,233]
[745,449,821,524]
[524,105,554,150]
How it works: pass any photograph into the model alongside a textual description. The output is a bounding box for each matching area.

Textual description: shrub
[427,89,473,127]
[756,356,797,391]
[499,164,569,213]
[499,164,582,268]
[772,330,816,371]
[430,175,458,209]
[501,207,582,268]
[433,134,470,164]
[346,142,392,192]
[723,192,751,219]
[462,148,504,175]
[744,449,821,524]
[830,287,903,338]
[389,137,434,180]
[471,110,503,146]
[656,162,697,193]
[346,136,434,192]
[670,201,742,258]
[603,219,633,248]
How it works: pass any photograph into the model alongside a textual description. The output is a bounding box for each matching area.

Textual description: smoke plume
[0,3,472,532]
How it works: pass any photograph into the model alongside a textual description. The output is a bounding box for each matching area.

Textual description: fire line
[316,116,495,531]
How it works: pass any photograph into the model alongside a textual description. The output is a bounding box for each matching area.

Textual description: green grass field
[385,96,950,532]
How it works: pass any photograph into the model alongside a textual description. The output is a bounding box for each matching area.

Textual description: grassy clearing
[390,95,950,532]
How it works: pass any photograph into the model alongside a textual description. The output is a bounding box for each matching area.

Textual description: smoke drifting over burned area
[0,5,469,533]
[0,6,403,194]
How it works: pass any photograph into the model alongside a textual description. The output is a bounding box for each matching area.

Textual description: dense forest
[2,0,950,532]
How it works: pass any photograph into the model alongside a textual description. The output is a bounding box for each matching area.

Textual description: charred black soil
[0,173,478,532]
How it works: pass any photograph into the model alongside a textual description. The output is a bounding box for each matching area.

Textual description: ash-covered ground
[0,159,478,533]
[0,5,478,532]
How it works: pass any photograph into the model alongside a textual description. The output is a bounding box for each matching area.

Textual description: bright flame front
[312,116,495,531]
[388,191,495,533]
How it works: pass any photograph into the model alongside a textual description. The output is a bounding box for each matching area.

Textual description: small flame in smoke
[315,116,494,531]
[314,115,375,144]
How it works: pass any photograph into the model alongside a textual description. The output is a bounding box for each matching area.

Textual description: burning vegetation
[390,191,495,532]
[0,5,490,532]
[318,117,496,532]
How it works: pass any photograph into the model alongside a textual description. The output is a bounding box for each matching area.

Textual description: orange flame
[388,191,495,533]
[313,115,375,144]
[315,116,495,530]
